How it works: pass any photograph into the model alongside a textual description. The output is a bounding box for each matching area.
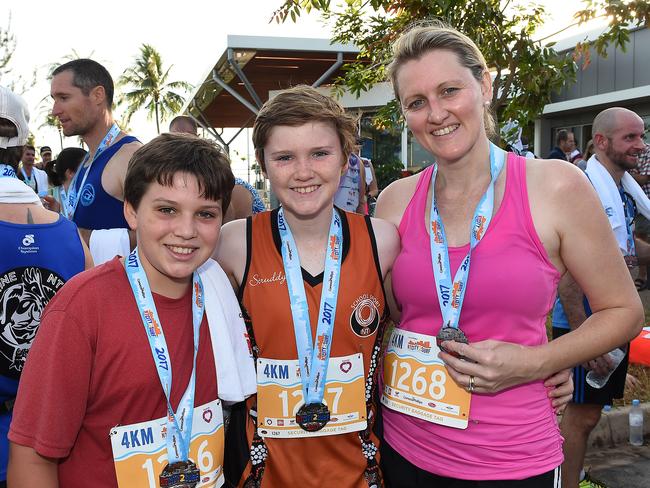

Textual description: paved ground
[585,442,650,487]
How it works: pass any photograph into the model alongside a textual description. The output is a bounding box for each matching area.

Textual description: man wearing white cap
[0,85,91,486]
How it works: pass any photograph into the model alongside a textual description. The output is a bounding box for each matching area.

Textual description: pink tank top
[385,153,563,480]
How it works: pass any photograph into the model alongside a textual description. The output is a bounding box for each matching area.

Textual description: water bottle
[585,347,626,389]
[629,399,644,446]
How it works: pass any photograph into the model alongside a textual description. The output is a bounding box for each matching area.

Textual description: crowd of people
[0,20,647,488]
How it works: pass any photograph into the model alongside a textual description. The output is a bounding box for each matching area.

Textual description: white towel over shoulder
[89,228,131,264]
[198,258,256,403]
[585,155,650,253]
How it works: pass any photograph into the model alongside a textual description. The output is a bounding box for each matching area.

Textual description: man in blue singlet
[50,59,142,262]
[0,85,91,487]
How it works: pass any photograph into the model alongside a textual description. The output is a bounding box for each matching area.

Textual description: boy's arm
[8,443,59,487]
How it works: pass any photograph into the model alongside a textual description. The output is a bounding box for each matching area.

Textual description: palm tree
[118,44,191,134]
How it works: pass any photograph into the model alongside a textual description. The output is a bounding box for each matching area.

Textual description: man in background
[17,145,48,195]
[169,115,198,136]
[554,107,648,488]
[38,146,52,169]
[547,129,575,161]
[50,59,141,263]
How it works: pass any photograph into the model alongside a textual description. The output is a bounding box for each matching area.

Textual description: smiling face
[262,121,346,222]
[396,49,492,165]
[601,112,646,171]
[51,70,101,137]
[124,172,222,298]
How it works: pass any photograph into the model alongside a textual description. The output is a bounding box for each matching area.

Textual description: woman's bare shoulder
[375,171,423,226]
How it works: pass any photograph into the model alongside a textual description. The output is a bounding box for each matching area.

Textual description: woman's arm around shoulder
[214,219,247,292]
[369,217,400,279]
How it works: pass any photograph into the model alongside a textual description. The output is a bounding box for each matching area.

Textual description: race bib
[110,399,224,487]
[382,328,471,429]
[257,353,367,438]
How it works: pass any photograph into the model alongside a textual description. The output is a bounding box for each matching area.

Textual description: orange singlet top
[227,207,388,488]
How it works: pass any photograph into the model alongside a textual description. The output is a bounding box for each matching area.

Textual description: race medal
[436,326,468,357]
[256,354,366,438]
[160,460,201,488]
[296,402,330,432]
[382,328,471,429]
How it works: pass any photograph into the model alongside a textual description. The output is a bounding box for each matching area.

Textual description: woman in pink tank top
[375,23,642,487]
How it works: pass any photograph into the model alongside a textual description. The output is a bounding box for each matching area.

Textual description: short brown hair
[388,22,496,138]
[124,133,234,211]
[252,85,358,171]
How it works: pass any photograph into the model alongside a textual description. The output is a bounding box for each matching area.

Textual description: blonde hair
[388,22,496,138]
[252,85,358,170]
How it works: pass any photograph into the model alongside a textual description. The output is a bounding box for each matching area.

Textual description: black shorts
[380,440,561,488]
[552,326,628,405]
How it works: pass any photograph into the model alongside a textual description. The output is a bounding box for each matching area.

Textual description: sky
[2,0,330,178]
[2,0,597,178]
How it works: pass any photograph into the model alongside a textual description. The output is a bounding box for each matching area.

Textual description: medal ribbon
[67,123,121,217]
[429,143,505,330]
[20,167,35,190]
[0,163,16,179]
[619,188,636,257]
[125,248,204,463]
[278,207,343,404]
[59,186,72,219]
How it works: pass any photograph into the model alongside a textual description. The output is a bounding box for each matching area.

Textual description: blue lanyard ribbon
[619,187,636,257]
[277,207,343,404]
[0,163,16,179]
[20,167,35,187]
[59,187,72,219]
[67,123,121,217]
[125,248,204,463]
[429,143,506,330]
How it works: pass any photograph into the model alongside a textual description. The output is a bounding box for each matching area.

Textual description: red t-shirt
[9,258,217,487]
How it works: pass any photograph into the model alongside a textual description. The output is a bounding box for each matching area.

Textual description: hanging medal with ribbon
[277,207,343,432]
[125,249,204,487]
[431,143,506,354]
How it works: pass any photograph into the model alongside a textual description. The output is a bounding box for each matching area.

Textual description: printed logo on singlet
[349,294,380,337]
[248,271,286,287]
[18,234,39,254]
[80,183,95,206]
[0,267,66,378]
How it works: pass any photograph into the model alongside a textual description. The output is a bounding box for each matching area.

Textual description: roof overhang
[183,35,361,130]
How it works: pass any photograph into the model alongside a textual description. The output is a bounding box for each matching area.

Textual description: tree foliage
[0,16,16,83]
[273,0,650,132]
[118,44,192,134]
